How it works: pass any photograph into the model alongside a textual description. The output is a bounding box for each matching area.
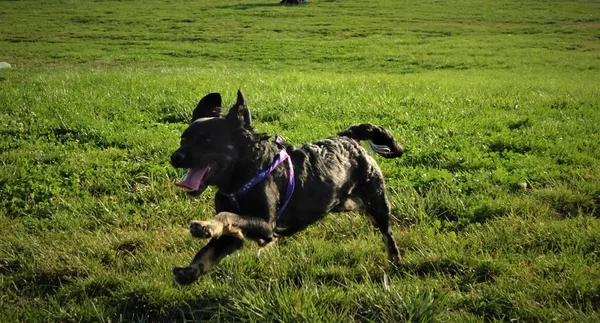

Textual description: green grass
[1,0,600,321]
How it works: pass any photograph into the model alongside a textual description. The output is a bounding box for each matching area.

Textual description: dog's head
[170,90,252,195]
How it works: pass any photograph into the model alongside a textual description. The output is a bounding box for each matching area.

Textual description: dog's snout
[171,152,186,166]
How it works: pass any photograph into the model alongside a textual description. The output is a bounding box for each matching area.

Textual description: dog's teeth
[368,141,392,154]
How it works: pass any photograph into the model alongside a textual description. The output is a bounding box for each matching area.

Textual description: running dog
[170,90,404,284]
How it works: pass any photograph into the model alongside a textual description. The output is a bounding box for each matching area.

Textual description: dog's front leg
[173,235,244,285]
[189,211,274,245]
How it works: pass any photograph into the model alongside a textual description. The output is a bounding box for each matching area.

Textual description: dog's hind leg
[173,235,244,285]
[190,212,274,245]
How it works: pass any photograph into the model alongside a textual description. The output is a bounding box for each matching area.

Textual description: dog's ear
[192,93,222,122]
[226,89,252,129]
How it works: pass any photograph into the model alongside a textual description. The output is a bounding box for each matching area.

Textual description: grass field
[1,0,600,321]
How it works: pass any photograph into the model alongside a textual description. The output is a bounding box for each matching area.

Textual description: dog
[170,90,404,284]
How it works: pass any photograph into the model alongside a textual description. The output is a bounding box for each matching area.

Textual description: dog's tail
[338,124,403,159]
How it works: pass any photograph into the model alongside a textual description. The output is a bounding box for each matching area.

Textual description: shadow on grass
[535,187,600,219]
[396,257,465,278]
[555,283,600,312]
[394,258,502,287]
[111,294,238,322]
[12,268,88,297]
[216,3,285,10]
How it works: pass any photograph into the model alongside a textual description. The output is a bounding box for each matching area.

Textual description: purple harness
[221,136,295,220]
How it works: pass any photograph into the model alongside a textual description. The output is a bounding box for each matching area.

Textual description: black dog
[170,90,404,284]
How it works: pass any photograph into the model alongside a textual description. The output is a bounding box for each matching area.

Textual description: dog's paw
[190,221,212,239]
[390,253,402,265]
[256,235,277,247]
[173,266,201,285]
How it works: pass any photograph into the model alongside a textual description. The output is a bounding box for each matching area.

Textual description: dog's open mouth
[175,165,213,195]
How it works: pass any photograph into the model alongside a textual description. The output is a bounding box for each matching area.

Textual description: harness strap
[222,136,295,221]
[277,151,295,218]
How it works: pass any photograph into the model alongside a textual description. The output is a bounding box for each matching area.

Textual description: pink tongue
[175,167,209,191]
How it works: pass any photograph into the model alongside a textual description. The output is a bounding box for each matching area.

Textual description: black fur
[170,90,404,284]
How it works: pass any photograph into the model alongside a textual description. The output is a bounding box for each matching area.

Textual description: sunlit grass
[1,0,600,321]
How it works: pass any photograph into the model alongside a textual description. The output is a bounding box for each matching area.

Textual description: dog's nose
[171,152,186,166]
